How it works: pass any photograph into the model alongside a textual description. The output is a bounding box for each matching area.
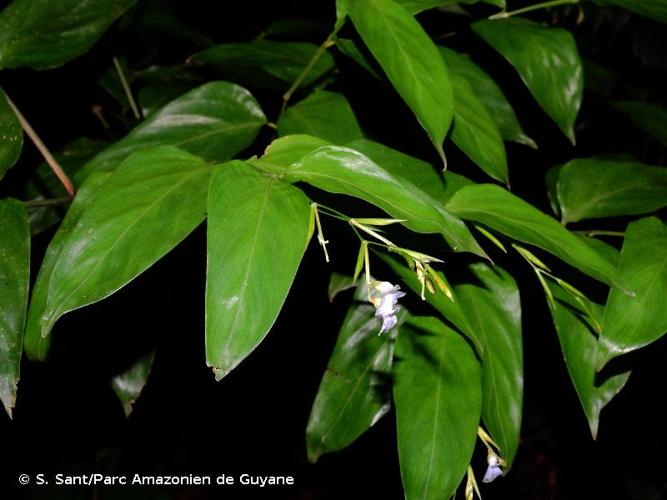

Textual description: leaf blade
[597,217,667,369]
[205,162,311,378]
[394,316,482,500]
[0,0,137,69]
[0,199,30,417]
[77,81,266,181]
[446,184,621,287]
[348,0,454,160]
[473,18,583,143]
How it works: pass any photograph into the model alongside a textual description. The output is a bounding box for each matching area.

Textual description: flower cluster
[369,281,406,334]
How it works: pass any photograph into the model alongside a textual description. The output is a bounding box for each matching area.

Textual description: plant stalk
[5,94,75,197]
[113,56,142,121]
[279,30,338,117]
[489,0,580,19]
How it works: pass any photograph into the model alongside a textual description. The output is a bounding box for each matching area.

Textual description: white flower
[369,281,406,334]
[482,452,504,483]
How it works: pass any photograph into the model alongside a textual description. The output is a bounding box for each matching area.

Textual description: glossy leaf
[111,350,155,417]
[611,101,667,147]
[0,199,29,418]
[555,158,667,224]
[345,138,473,203]
[593,0,667,23]
[384,253,522,466]
[206,162,311,379]
[39,147,211,347]
[252,135,330,173]
[307,282,402,462]
[439,47,536,148]
[190,41,334,88]
[454,263,523,466]
[278,91,364,144]
[597,218,667,370]
[473,18,583,143]
[281,144,486,257]
[546,282,630,438]
[77,82,266,180]
[438,48,508,182]
[394,316,482,500]
[0,0,137,70]
[446,184,622,287]
[0,87,22,179]
[348,0,454,161]
[23,172,111,360]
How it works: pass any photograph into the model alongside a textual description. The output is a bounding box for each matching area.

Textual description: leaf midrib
[221,178,276,363]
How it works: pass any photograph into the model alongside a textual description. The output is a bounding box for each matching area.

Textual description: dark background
[1,1,667,499]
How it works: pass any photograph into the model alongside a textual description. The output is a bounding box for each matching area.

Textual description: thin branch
[575,230,625,238]
[489,0,579,19]
[5,94,75,197]
[113,56,142,121]
[279,30,338,119]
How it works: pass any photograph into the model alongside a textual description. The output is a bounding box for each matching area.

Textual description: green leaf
[454,263,523,466]
[438,47,536,149]
[0,0,137,70]
[446,184,621,287]
[545,282,630,438]
[611,101,667,147]
[251,135,330,173]
[0,199,29,418]
[39,147,211,347]
[307,282,402,462]
[328,272,357,302]
[383,253,522,466]
[23,172,111,360]
[473,18,583,144]
[438,47,508,182]
[592,0,667,23]
[394,316,481,500]
[0,88,22,179]
[348,0,454,162]
[555,158,667,224]
[77,82,266,181]
[279,144,486,257]
[190,41,334,88]
[206,162,311,379]
[597,217,667,370]
[278,90,364,144]
[111,350,155,417]
[345,138,473,203]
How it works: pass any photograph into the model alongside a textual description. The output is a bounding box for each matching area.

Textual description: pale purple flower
[369,281,406,334]
[482,453,504,483]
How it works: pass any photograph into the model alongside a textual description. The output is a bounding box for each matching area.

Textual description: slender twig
[279,29,339,118]
[24,197,72,209]
[489,0,579,19]
[113,56,142,121]
[575,229,625,238]
[5,94,75,197]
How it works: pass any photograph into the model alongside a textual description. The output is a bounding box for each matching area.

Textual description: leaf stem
[24,197,72,209]
[5,94,75,197]
[576,229,625,238]
[113,56,142,121]
[489,0,580,19]
[279,29,339,118]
